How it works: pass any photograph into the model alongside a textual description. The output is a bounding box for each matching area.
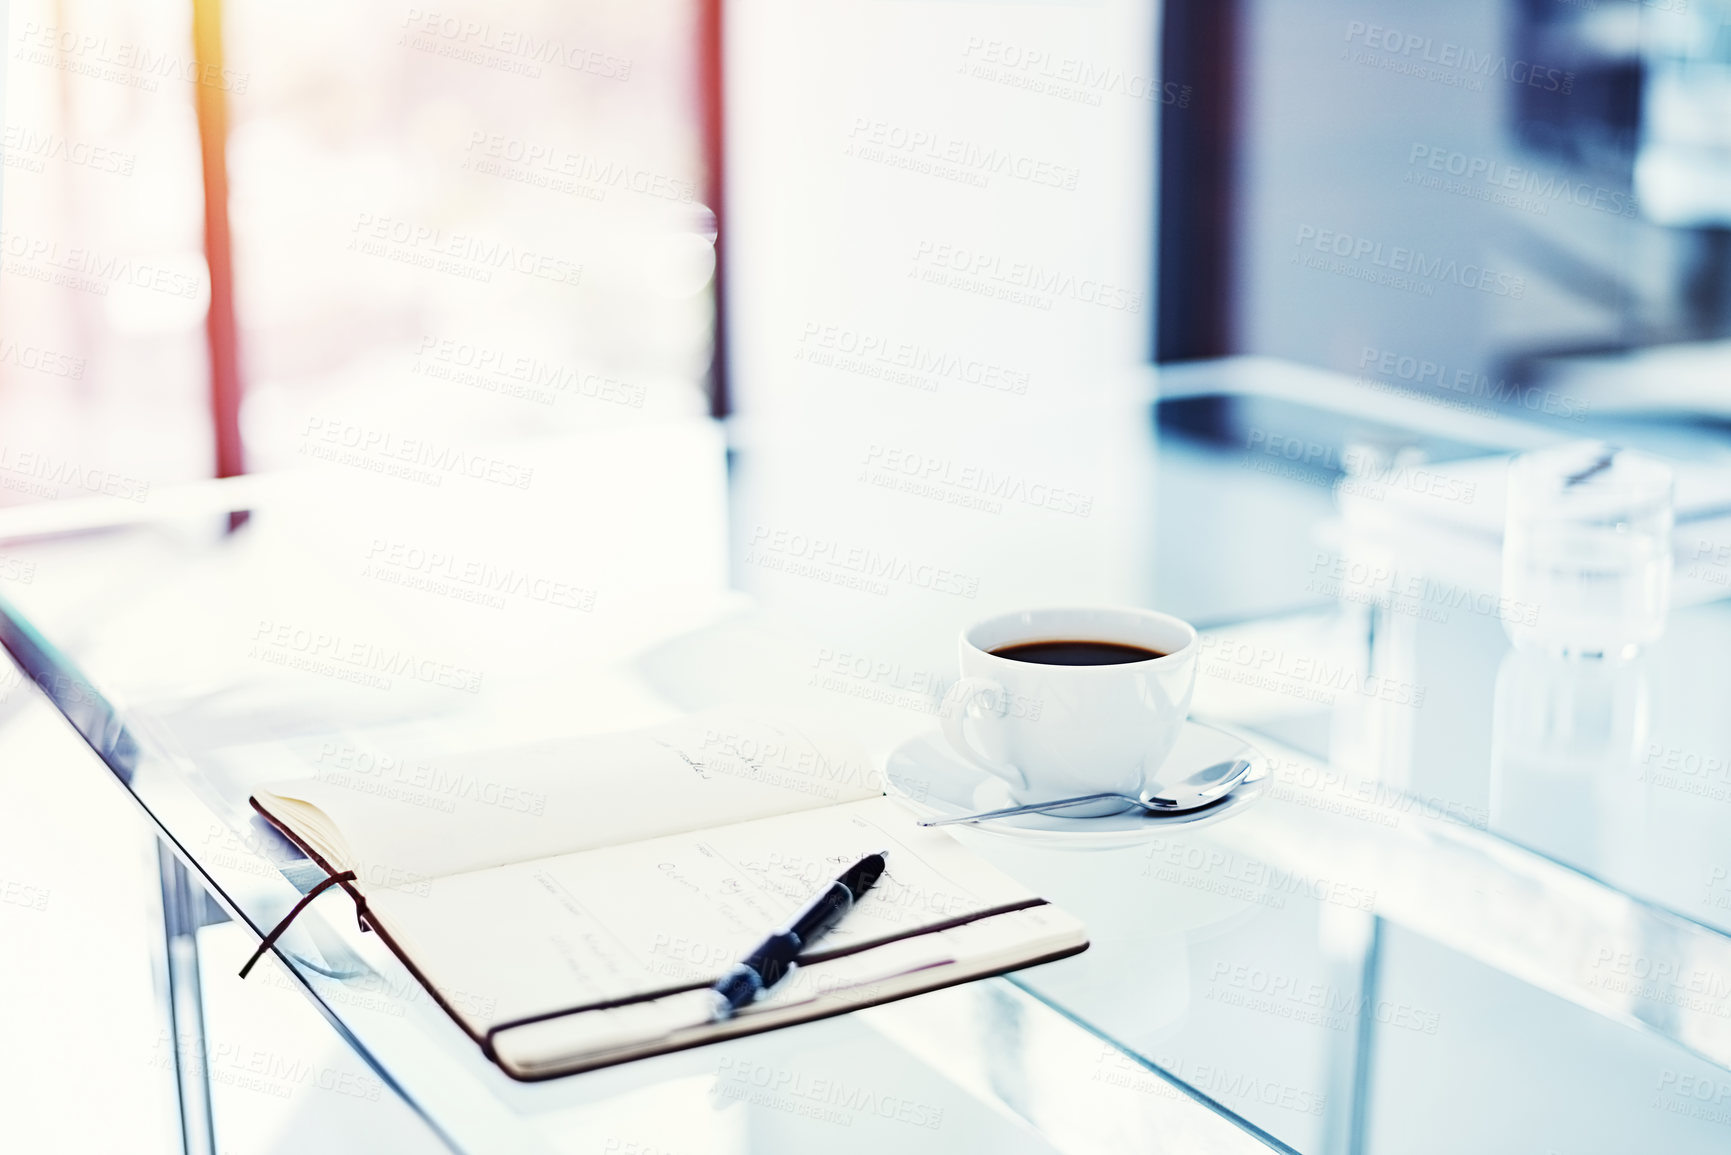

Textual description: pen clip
[761,959,799,997]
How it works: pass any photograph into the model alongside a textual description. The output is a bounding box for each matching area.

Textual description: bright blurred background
[7,0,1731,514]
[0,0,709,510]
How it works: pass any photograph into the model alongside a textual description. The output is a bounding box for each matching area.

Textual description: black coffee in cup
[989,639,1167,666]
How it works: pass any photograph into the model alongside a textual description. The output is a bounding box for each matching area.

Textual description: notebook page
[362,795,1037,1033]
[489,904,1087,1077]
[254,711,881,880]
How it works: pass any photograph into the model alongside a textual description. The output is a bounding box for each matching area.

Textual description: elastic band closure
[483,895,1049,1048]
[239,870,359,979]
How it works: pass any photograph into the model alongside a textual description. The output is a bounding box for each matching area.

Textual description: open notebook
[250,712,1088,1079]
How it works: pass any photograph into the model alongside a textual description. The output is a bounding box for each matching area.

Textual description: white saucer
[885,719,1269,849]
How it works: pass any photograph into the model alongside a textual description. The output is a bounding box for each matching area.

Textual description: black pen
[707,850,889,1021]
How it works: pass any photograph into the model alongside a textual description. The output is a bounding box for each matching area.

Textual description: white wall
[723,0,1164,659]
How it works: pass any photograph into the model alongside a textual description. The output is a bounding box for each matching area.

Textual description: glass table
[6,361,1731,1154]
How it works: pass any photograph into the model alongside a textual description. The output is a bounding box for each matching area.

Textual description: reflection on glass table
[3,366,1731,1154]
[0,421,1276,1155]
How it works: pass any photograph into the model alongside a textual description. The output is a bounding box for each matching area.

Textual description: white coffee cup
[941,607,1199,805]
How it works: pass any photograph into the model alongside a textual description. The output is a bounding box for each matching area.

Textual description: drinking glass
[1502,442,1674,658]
